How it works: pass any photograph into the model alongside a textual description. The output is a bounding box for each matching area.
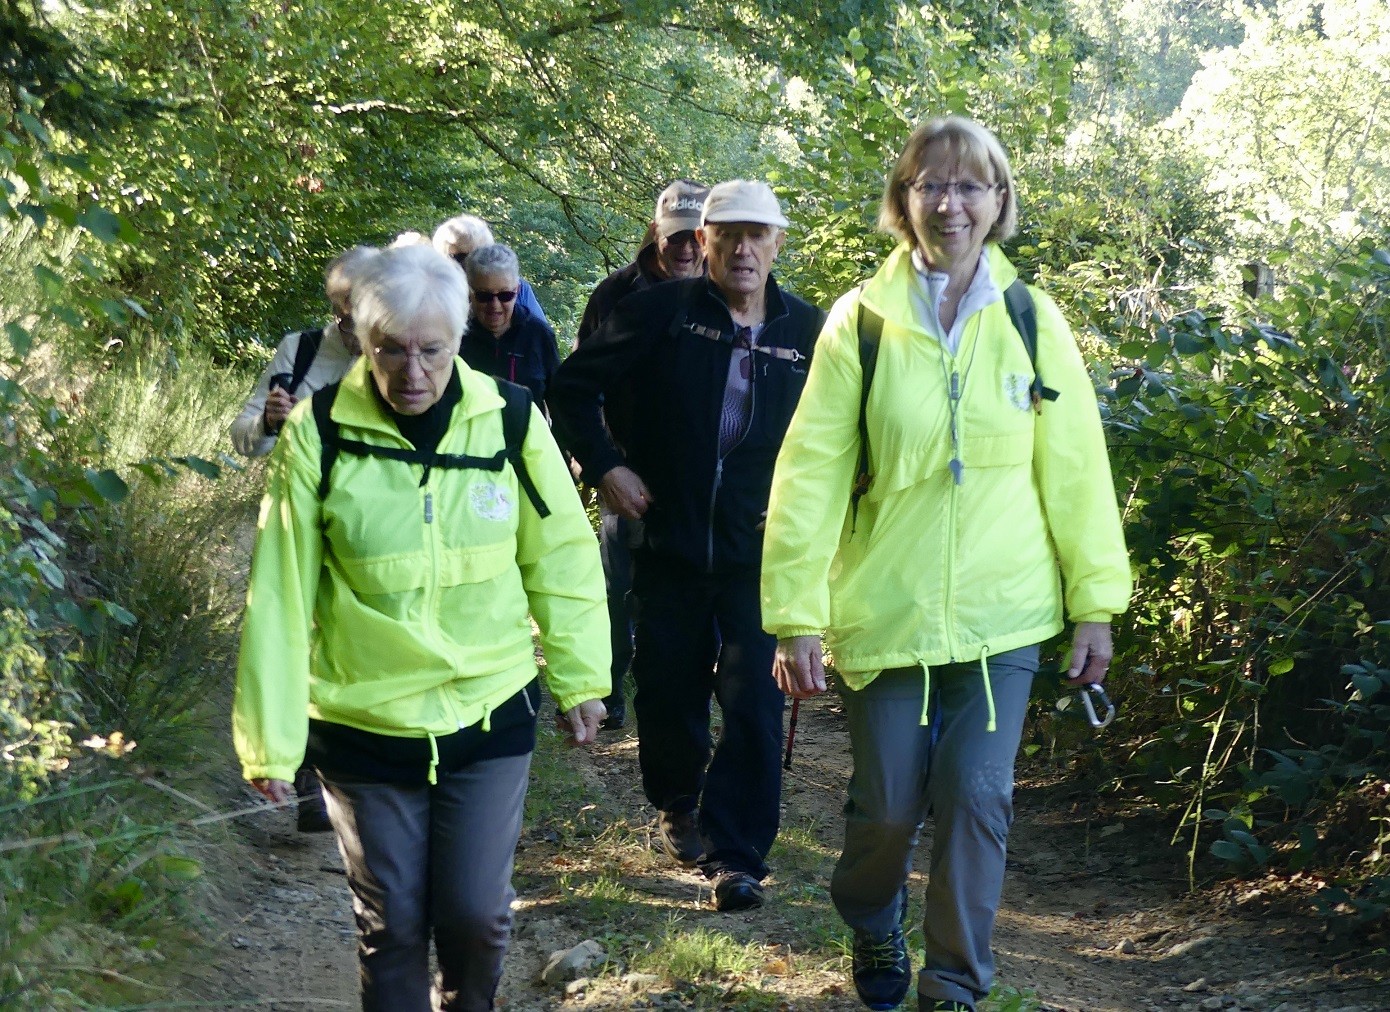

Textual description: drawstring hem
[427,733,440,786]
[481,704,493,733]
[918,662,932,726]
[980,645,997,733]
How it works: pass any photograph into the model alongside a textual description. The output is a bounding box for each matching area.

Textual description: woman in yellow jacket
[761,118,1131,1012]
[233,244,610,1012]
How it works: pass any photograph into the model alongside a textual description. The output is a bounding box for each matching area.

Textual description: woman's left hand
[1067,621,1114,684]
[559,699,607,747]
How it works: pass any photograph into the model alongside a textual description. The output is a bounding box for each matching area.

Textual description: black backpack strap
[310,381,342,501]
[312,379,549,519]
[1002,281,1058,410]
[667,283,697,340]
[289,327,326,393]
[851,288,883,535]
[494,378,550,518]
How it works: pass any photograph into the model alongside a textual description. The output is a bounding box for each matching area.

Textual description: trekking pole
[783,698,801,770]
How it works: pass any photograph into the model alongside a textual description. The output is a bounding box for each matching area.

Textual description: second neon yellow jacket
[234,358,611,783]
[760,243,1131,686]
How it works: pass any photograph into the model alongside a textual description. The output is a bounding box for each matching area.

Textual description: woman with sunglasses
[459,244,561,410]
[432,214,550,325]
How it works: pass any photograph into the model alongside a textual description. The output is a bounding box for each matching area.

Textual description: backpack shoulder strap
[1002,281,1058,409]
[851,288,884,534]
[289,327,326,393]
[310,382,341,500]
[494,378,550,518]
[666,281,704,341]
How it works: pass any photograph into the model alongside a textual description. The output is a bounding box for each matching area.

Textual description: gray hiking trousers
[830,645,1038,1007]
[320,753,531,1012]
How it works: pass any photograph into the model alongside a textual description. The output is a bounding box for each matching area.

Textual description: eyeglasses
[334,312,356,334]
[472,289,517,305]
[661,230,698,246]
[369,344,455,372]
[903,179,1000,203]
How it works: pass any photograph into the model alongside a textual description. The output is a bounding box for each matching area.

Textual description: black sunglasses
[473,289,517,304]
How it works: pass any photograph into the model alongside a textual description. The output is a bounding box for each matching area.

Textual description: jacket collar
[329,357,506,441]
[701,273,791,328]
[860,242,1018,334]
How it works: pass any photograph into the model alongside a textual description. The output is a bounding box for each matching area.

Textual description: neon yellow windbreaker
[234,358,610,783]
[761,243,1131,688]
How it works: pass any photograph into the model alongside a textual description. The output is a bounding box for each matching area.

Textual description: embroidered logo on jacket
[1004,373,1033,412]
[470,481,514,522]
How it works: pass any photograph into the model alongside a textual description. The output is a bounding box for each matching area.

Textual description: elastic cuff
[243,764,297,784]
[1071,612,1113,625]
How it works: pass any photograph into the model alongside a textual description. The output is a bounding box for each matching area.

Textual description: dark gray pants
[320,754,531,1012]
[831,646,1038,1008]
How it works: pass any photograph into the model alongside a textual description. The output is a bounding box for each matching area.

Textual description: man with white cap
[573,179,711,732]
[550,180,825,911]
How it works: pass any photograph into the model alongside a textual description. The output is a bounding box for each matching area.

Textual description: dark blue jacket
[548,275,825,574]
[459,305,560,408]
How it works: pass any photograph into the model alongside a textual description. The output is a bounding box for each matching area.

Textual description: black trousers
[597,507,635,704]
[630,554,784,880]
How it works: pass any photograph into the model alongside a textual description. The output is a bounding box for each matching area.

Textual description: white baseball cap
[700,180,789,229]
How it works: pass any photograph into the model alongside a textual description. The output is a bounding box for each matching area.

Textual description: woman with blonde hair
[761,117,1131,1011]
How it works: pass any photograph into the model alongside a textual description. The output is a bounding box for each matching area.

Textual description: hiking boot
[851,926,910,1010]
[294,768,332,834]
[712,871,764,912]
[919,1000,973,1012]
[656,809,700,867]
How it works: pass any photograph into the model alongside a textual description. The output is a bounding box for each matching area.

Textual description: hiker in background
[233,244,609,1012]
[759,116,1132,1012]
[573,179,712,730]
[230,245,381,460]
[550,181,824,913]
[432,213,550,324]
[229,243,381,832]
[459,243,561,410]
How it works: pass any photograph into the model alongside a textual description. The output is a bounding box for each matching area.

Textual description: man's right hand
[600,466,653,520]
[774,635,828,699]
[263,388,298,431]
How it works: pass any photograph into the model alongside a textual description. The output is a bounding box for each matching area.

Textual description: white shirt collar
[907,249,1000,355]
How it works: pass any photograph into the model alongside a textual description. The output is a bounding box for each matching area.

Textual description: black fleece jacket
[548,274,825,575]
[575,243,667,346]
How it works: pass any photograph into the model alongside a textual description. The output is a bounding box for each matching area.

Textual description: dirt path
[191,693,1388,1011]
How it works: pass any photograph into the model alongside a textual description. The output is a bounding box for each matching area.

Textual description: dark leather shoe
[712,871,764,912]
[656,809,701,866]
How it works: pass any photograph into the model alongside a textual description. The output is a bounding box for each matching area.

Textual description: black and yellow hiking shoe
[851,926,910,1009]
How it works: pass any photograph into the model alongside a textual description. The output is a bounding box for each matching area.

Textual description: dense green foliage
[2,0,1387,1003]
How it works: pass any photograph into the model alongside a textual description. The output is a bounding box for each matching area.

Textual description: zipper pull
[950,370,960,401]
[949,458,964,485]
[424,491,434,524]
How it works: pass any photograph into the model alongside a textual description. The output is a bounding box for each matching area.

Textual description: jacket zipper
[707,352,759,573]
[943,348,961,662]
[706,456,723,573]
[422,471,462,728]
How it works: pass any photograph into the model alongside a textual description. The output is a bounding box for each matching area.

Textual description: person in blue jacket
[432,214,549,324]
